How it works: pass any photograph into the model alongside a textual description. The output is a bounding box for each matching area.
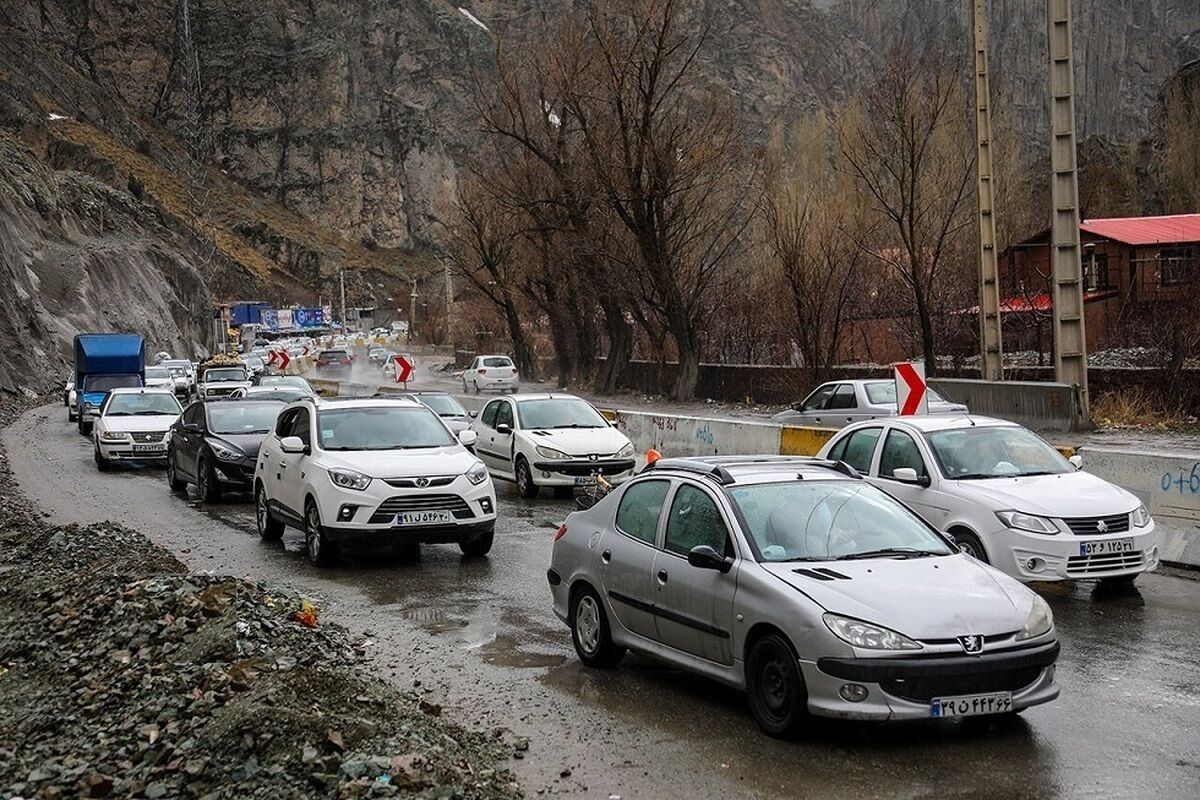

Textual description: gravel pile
[0,398,521,799]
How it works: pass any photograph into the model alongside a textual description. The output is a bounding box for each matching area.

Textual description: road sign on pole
[894,362,929,416]
[276,350,291,372]
[394,355,413,386]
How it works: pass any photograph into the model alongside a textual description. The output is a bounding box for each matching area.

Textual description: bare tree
[839,49,975,376]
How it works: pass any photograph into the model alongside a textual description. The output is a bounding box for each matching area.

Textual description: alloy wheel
[575,595,601,656]
[256,489,268,533]
[306,505,322,561]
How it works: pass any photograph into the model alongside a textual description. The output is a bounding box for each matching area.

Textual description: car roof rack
[643,458,735,485]
[645,455,860,482]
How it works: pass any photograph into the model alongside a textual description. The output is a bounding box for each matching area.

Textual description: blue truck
[73,333,146,435]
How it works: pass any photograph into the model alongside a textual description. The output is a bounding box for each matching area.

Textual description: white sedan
[92,387,183,470]
[469,393,635,498]
[817,415,1158,584]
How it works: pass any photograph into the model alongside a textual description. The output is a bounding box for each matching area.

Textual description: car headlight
[99,430,128,442]
[466,461,488,485]
[1015,595,1053,641]
[1131,503,1151,528]
[535,445,569,460]
[996,510,1059,535]
[328,468,371,490]
[823,613,922,651]
[210,443,244,462]
[616,443,635,458]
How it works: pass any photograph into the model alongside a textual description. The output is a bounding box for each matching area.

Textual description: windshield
[247,388,306,402]
[517,398,607,429]
[727,481,953,562]
[416,394,466,417]
[319,350,348,361]
[483,357,512,368]
[167,367,187,378]
[144,367,170,380]
[864,381,946,405]
[925,425,1071,479]
[205,368,247,382]
[258,376,311,391]
[317,406,456,450]
[208,403,281,434]
[85,374,142,393]
[104,392,181,417]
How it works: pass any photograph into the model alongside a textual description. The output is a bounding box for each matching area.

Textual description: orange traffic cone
[645,448,663,465]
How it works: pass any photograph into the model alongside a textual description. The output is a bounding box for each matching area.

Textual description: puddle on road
[397,601,566,668]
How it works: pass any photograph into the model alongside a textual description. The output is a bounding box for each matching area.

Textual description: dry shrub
[1091,387,1191,429]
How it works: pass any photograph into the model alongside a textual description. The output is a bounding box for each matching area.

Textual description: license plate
[930,692,1013,718]
[1079,538,1134,556]
[395,510,453,525]
[573,476,597,486]
[132,444,165,453]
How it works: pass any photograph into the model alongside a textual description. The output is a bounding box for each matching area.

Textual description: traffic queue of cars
[63,343,1160,738]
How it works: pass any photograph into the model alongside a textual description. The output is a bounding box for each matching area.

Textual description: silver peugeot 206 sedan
[547,456,1060,736]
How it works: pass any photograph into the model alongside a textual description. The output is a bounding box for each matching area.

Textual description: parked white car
[817,415,1159,584]
[92,387,182,470]
[469,393,635,498]
[462,355,519,393]
[772,379,968,429]
[254,397,495,566]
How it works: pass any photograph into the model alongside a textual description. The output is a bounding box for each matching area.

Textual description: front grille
[383,476,456,488]
[130,432,164,443]
[1062,513,1130,535]
[540,459,635,477]
[206,386,236,396]
[1066,550,1144,576]
[882,666,1044,703]
[369,494,474,524]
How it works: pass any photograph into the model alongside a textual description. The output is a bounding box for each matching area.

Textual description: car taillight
[316,359,327,366]
[341,358,351,365]
[478,368,487,374]
[554,524,568,542]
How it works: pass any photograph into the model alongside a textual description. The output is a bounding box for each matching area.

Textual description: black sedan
[166,399,285,501]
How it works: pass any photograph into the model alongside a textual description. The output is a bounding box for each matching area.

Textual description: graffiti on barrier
[1161,462,1200,494]
[695,422,714,446]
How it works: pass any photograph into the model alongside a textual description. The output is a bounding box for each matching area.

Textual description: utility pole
[973,0,1004,382]
[443,256,454,337]
[1046,0,1089,415]
[409,279,419,344]
[338,268,347,331]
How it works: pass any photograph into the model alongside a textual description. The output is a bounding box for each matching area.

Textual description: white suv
[93,387,182,470]
[254,397,496,566]
[462,355,519,393]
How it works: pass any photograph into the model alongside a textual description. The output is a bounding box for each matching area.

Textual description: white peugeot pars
[818,415,1159,584]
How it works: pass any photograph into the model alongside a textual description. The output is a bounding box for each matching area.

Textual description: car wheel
[951,529,989,563]
[305,500,338,567]
[515,456,539,499]
[255,484,284,540]
[459,530,494,558]
[197,455,222,503]
[68,407,77,422]
[78,418,92,436]
[166,450,187,491]
[746,633,808,738]
[570,585,625,668]
[93,443,110,472]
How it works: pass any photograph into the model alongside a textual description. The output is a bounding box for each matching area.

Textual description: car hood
[949,471,1137,517]
[317,445,478,478]
[521,427,630,456]
[760,554,1033,639]
[440,417,471,433]
[100,415,179,432]
[210,432,268,459]
[203,379,252,388]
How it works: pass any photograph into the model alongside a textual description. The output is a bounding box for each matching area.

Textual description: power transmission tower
[1046,0,1089,415]
[973,0,1004,381]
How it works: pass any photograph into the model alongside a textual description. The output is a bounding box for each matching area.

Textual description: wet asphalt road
[6,403,1200,799]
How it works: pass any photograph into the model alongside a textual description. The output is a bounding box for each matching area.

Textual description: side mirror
[687,545,733,573]
[1068,454,1082,471]
[458,429,479,447]
[496,423,513,435]
[468,410,478,419]
[279,435,307,454]
[183,422,204,434]
[792,402,804,411]
[893,467,931,487]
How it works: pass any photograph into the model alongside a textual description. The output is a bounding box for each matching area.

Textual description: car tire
[255,484,284,540]
[166,450,187,491]
[951,529,989,563]
[459,530,494,558]
[197,455,222,503]
[570,585,625,668]
[93,444,111,472]
[304,500,338,567]
[515,456,539,499]
[68,407,77,422]
[746,633,808,739]
[78,418,92,436]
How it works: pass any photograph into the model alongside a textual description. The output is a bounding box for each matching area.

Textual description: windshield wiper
[836,547,941,561]
[549,423,602,429]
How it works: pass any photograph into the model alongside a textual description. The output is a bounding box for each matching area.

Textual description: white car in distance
[470,393,635,499]
[462,355,519,394]
[92,387,183,470]
[143,365,175,392]
[254,397,495,566]
[817,415,1158,584]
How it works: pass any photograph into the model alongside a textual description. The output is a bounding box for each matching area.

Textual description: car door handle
[657,569,668,584]
[601,549,611,564]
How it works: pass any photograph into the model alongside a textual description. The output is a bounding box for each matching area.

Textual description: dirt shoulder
[0,397,521,799]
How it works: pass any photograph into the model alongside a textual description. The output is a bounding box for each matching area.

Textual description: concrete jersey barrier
[1079,446,1200,569]
[929,378,1086,433]
[613,410,783,458]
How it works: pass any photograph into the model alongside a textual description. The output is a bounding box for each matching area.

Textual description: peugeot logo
[414,477,430,488]
[1096,519,1108,533]
[958,635,984,654]
[588,454,598,462]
